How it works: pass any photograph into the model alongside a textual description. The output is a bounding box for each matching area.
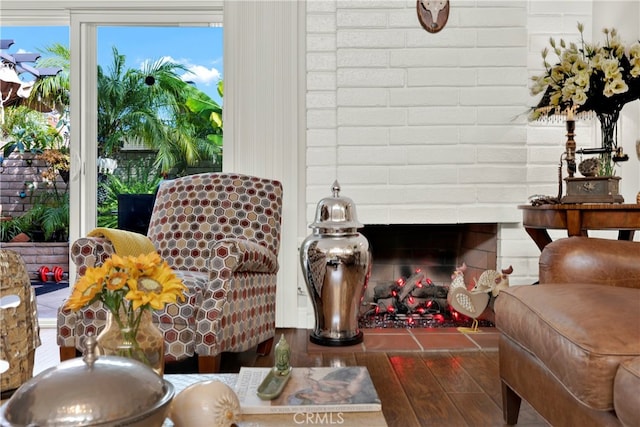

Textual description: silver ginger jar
[300,181,371,346]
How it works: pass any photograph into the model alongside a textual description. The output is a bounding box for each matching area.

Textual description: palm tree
[28,43,70,114]
[29,44,222,176]
[98,47,222,175]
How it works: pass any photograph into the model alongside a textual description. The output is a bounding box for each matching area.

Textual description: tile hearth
[307,327,498,353]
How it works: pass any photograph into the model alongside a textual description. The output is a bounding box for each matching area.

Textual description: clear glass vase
[597,111,619,177]
[97,309,165,376]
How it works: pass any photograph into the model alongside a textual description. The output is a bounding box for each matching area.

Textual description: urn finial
[331,180,341,198]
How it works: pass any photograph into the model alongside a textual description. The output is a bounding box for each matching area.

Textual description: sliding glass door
[95,25,223,231]
[69,11,223,249]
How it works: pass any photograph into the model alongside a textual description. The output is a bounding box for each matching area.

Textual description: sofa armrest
[614,357,640,427]
[539,237,640,289]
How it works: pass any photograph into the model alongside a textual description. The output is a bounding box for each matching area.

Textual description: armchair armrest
[70,237,117,277]
[70,229,156,277]
[539,237,640,289]
[209,238,279,280]
[197,238,279,355]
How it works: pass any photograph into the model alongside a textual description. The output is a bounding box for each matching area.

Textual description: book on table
[235,366,382,414]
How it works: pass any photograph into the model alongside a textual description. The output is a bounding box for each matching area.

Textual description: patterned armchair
[57,173,283,373]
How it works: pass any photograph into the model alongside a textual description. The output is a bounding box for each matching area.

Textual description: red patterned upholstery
[57,173,283,371]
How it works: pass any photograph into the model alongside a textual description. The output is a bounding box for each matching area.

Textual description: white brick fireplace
[301,1,639,329]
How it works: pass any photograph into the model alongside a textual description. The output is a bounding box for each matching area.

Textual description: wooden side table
[518,203,640,251]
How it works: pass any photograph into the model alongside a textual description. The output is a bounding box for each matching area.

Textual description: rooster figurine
[447,263,492,333]
[470,265,513,297]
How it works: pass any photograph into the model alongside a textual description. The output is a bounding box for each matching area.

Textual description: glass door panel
[95,25,223,232]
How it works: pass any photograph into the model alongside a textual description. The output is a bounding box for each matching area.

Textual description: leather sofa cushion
[496,283,640,411]
[614,357,640,427]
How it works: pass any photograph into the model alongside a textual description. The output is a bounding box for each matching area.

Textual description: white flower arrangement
[530,23,640,176]
[530,23,640,120]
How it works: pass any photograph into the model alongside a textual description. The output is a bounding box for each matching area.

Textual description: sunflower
[64,252,186,313]
[64,267,105,310]
[126,261,187,311]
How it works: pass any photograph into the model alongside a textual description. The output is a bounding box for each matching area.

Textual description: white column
[224,0,305,326]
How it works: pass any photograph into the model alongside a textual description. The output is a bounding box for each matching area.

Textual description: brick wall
[305,0,600,285]
[0,242,69,278]
[306,0,529,225]
[0,151,67,217]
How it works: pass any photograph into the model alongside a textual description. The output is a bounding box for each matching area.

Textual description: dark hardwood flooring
[209,328,549,427]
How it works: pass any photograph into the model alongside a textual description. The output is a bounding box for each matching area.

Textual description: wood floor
[212,328,549,427]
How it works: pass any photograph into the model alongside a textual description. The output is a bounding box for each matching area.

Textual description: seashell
[169,380,241,427]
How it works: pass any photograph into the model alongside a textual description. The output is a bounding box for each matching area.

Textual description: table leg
[565,210,586,236]
[525,227,552,251]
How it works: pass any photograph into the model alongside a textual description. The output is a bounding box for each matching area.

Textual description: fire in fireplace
[357,223,498,328]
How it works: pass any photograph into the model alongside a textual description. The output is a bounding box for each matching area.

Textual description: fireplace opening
[358,223,498,328]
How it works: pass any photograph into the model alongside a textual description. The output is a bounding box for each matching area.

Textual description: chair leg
[256,336,275,356]
[502,380,522,425]
[59,346,78,362]
[198,354,222,373]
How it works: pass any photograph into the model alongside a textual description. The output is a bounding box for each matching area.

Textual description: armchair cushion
[87,227,156,255]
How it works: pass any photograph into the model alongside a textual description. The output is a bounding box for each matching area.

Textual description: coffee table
[164,373,388,426]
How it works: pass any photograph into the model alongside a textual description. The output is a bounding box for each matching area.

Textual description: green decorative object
[274,334,291,375]
[256,334,292,400]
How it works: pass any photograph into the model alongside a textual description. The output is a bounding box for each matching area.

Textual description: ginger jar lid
[310,180,363,234]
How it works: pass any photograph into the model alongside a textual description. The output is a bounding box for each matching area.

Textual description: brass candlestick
[565,118,576,178]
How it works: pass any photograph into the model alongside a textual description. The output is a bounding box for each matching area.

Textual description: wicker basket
[0,249,41,392]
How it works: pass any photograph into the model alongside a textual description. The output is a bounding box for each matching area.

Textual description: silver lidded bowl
[0,335,174,427]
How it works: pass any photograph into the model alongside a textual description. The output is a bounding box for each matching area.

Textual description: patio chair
[57,173,283,373]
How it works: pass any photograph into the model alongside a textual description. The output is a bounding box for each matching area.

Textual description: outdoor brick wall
[0,151,66,217]
[0,152,70,275]
[1,242,69,277]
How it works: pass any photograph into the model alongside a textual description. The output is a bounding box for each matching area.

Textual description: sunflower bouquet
[65,252,186,371]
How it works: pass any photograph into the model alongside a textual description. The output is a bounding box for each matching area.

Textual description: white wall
[306,0,529,227]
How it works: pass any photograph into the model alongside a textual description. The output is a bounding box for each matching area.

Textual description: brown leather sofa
[495,237,640,426]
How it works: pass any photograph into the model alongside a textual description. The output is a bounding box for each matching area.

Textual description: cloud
[181,64,221,86]
[153,55,221,87]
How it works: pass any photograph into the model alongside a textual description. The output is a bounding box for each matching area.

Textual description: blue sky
[1,25,224,104]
